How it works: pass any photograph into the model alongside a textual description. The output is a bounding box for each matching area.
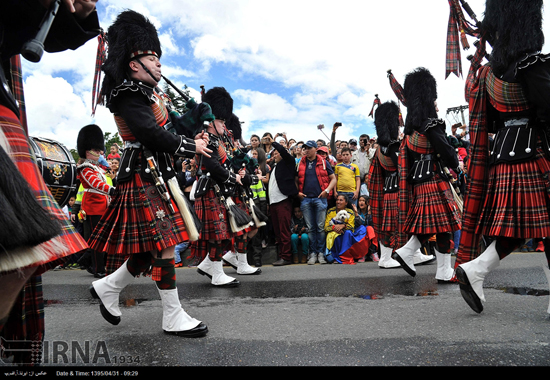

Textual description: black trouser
[80,214,105,274]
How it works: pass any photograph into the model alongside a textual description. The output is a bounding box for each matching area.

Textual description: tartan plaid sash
[457,64,531,264]
[8,55,27,132]
[91,32,106,116]
[386,70,406,126]
[387,70,406,106]
[446,0,479,79]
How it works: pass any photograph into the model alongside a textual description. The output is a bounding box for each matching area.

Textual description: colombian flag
[326,225,378,265]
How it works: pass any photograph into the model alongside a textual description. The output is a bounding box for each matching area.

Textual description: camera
[335,122,342,127]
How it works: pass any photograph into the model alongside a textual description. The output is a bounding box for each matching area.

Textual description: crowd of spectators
[62,119,543,272]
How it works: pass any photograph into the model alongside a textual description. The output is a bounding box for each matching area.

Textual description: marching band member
[393,67,461,282]
[194,88,260,286]
[456,0,550,315]
[368,101,403,269]
[0,0,100,364]
[88,10,209,338]
[221,113,264,275]
[75,124,114,278]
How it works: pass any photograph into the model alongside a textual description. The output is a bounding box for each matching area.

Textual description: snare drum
[29,136,77,208]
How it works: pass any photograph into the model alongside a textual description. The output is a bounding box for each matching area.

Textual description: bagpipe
[162,77,267,234]
[219,124,269,231]
[21,0,61,62]
[156,76,215,241]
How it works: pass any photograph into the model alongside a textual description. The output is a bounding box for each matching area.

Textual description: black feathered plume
[482,0,544,76]
[101,10,162,101]
[403,67,438,136]
[202,87,233,122]
[374,101,400,147]
[77,124,105,158]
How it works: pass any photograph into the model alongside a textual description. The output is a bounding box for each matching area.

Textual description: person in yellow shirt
[334,147,360,207]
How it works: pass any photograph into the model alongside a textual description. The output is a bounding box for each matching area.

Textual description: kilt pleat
[0,105,87,272]
[403,174,461,235]
[381,191,398,232]
[88,172,188,255]
[477,150,550,238]
[194,188,232,241]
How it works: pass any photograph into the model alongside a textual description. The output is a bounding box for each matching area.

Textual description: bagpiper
[393,68,461,283]
[193,88,261,286]
[88,10,210,338]
[456,0,550,315]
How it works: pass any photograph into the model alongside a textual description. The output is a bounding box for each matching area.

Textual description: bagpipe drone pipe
[228,149,269,229]
[159,75,214,241]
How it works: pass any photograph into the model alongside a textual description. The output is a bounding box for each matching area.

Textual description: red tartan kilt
[88,173,188,255]
[477,152,550,238]
[194,188,233,241]
[0,105,87,272]
[404,174,461,235]
[381,191,398,232]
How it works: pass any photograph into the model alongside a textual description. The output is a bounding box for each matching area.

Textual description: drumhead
[29,136,77,208]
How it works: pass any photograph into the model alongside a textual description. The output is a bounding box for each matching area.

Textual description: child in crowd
[353,195,378,262]
[335,147,361,207]
[290,206,309,264]
[106,143,121,160]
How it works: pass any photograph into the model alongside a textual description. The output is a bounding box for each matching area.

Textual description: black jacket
[269,141,298,198]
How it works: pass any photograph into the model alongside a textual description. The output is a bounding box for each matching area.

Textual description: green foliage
[163,82,191,114]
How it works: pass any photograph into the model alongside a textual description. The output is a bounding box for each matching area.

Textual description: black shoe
[89,285,121,325]
[214,279,240,287]
[254,260,262,267]
[94,272,106,278]
[391,252,416,277]
[197,268,212,279]
[455,267,483,313]
[164,323,208,338]
[272,259,291,266]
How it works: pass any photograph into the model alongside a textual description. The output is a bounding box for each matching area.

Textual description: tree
[163,82,191,114]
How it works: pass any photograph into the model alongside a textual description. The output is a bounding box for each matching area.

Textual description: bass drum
[29,136,77,208]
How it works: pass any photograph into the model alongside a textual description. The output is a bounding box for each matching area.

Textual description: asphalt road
[2,252,550,370]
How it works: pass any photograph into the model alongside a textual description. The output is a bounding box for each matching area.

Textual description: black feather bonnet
[101,10,162,97]
[482,0,544,76]
[374,101,400,147]
[403,67,438,135]
[201,87,233,122]
[77,124,105,158]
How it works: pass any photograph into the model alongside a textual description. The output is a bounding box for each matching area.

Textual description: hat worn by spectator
[317,146,329,154]
[304,140,317,149]
[349,139,357,145]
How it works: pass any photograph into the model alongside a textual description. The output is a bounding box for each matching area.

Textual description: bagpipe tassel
[226,196,253,233]
[460,29,470,50]
[249,199,267,228]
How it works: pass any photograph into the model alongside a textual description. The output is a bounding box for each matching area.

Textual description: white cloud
[20,0,550,150]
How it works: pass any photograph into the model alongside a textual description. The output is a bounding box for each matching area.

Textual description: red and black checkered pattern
[476,146,550,239]
[151,258,176,288]
[398,132,461,245]
[194,188,233,241]
[1,275,44,365]
[402,175,461,235]
[0,105,88,272]
[381,191,399,233]
[88,172,189,256]
[457,59,542,265]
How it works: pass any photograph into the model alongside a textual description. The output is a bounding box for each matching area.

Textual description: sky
[21,0,550,151]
